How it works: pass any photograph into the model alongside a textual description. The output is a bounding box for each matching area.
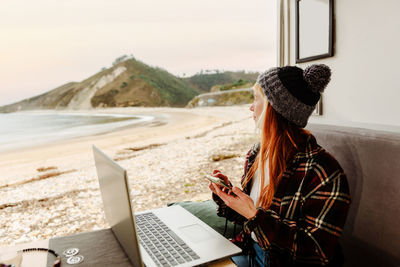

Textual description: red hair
[244,91,310,209]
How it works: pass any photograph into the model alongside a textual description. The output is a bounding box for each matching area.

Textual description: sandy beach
[0,105,258,246]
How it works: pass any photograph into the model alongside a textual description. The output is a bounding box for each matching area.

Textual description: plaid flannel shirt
[212,134,351,266]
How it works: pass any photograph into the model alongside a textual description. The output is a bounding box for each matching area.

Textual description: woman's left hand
[211,183,257,219]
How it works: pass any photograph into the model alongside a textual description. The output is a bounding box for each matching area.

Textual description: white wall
[284,0,400,131]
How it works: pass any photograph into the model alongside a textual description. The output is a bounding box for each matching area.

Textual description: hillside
[187,88,253,108]
[184,71,258,93]
[0,58,259,113]
[210,79,254,92]
[0,59,199,112]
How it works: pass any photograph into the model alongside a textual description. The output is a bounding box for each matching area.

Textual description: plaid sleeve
[244,168,351,265]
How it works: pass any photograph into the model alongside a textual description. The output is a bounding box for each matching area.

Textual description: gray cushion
[307,124,400,266]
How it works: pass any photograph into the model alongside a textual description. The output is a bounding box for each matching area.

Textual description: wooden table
[0,229,236,266]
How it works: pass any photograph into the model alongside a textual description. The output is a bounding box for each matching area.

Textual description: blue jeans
[231,241,269,267]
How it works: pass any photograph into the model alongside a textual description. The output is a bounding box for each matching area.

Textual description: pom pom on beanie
[256,64,332,128]
[303,64,331,93]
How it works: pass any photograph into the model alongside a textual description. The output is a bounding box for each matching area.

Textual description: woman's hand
[208,169,232,195]
[211,183,257,220]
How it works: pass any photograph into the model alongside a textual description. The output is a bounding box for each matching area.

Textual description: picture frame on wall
[312,98,323,116]
[296,0,334,63]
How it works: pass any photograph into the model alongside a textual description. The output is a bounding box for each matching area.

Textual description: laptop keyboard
[135,212,200,267]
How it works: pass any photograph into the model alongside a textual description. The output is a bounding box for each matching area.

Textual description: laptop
[92,146,241,267]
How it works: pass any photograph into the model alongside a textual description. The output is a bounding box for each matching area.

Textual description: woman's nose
[250,104,254,111]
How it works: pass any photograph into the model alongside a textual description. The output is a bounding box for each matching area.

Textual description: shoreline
[0,105,258,246]
[0,109,158,154]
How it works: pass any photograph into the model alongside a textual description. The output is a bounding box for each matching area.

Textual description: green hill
[90,59,199,108]
[210,79,254,92]
[0,58,260,113]
[0,59,198,112]
[184,71,258,93]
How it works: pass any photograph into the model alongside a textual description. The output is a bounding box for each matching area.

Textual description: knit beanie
[257,64,331,128]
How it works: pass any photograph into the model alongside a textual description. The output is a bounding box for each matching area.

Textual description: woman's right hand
[208,169,232,195]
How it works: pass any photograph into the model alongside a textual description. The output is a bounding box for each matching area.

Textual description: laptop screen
[93,145,144,267]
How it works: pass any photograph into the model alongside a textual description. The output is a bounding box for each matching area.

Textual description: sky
[0,0,277,106]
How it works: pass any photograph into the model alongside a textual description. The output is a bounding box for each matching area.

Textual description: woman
[209,64,351,267]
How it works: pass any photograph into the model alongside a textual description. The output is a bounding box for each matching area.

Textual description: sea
[0,111,154,152]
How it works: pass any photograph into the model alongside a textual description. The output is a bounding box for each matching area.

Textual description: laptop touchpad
[179,224,213,243]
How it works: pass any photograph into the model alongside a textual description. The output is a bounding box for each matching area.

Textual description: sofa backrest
[307,124,400,267]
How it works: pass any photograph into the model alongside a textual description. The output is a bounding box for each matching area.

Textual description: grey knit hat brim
[257,67,316,128]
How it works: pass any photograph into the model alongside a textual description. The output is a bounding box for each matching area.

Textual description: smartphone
[204,175,231,189]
